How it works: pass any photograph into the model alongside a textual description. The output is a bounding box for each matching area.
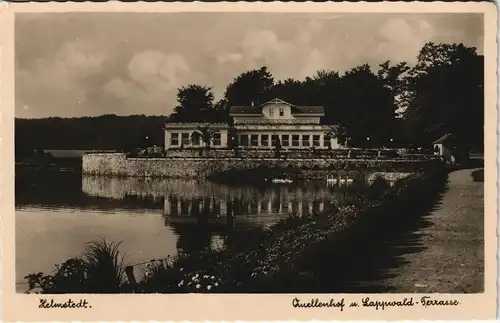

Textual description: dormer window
[279,108,284,117]
[269,108,274,117]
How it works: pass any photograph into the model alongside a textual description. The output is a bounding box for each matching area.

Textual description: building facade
[164,98,340,150]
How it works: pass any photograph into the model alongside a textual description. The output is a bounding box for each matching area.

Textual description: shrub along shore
[25,166,448,294]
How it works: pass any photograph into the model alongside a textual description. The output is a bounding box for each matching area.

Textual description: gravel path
[382,168,484,293]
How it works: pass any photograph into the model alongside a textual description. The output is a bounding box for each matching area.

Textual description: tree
[170,85,217,123]
[196,125,216,149]
[377,60,411,112]
[271,78,305,105]
[15,115,166,153]
[213,99,230,123]
[223,66,275,107]
[325,124,348,148]
[334,64,398,148]
[413,42,478,74]
[403,43,484,151]
[309,70,342,126]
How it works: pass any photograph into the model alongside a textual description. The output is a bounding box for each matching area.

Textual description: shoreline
[23,167,454,294]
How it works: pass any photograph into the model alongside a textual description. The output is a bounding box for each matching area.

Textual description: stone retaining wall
[82,153,439,178]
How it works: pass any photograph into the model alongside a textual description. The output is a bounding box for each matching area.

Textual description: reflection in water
[80,177,366,254]
[82,177,357,219]
[15,171,374,284]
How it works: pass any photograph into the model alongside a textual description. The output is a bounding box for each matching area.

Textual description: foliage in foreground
[25,240,126,294]
[25,169,447,294]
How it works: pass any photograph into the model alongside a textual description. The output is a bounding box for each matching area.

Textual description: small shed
[433,133,455,155]
[432,133,458,163]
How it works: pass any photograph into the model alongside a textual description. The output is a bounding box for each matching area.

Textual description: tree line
[15,42,483,158]
[15,115,166,159]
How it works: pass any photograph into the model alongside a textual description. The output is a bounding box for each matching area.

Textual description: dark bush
[471,169,484,182]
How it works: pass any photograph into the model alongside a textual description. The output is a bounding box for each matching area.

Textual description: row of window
[170,132,222,146]
[269,107,285,117]
[238,134,328,148]
[170,132,330,148]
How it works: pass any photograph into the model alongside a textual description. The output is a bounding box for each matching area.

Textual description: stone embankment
[82,152,439,179]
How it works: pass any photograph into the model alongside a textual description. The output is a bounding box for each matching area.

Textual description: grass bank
[25,167,448,294]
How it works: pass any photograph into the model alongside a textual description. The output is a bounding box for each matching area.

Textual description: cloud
[56,41,106,72]
[297,19,324,45]
[15,12,483,118]
[241,30,284,59]
[16,40,106,117]
[375,18,436,64]
[299,49,327,79]
[236,22,327,80]
[102,78,145,101]
[217,53,243,65]
[128,51,190,90]
[100,50,194,115]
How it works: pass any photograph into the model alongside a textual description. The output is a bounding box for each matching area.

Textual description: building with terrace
[164,98,340,150]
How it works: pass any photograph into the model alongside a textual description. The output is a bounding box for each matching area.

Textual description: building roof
[290,106,325,114]
[432,133,455,144]
[258,98,293,107]
[229,98,324,116]
[229,106,262,115]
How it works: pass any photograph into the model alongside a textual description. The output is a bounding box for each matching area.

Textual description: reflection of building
[81,176,357,228]
[163,195,329,254]
[163,195,326,218]
[164,98,340,150]
[83,176,339,204]
[80,176,364,254]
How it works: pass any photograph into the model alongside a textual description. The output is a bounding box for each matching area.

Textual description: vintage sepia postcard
[1,1,497,321]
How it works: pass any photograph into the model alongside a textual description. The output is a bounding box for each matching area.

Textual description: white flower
[196,284,201,289]
[180,268,184,272]
[207,285,212,290]
[211,276,215,280]
[178,282,182,287]
[192,276,196,281]
[195,273,199,278]
[203,275,209,279]
[214,282,218,286]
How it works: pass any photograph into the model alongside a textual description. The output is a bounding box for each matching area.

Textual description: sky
[15,12,483,119]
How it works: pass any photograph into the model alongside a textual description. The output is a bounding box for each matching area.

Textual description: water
[15,170,370,291]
